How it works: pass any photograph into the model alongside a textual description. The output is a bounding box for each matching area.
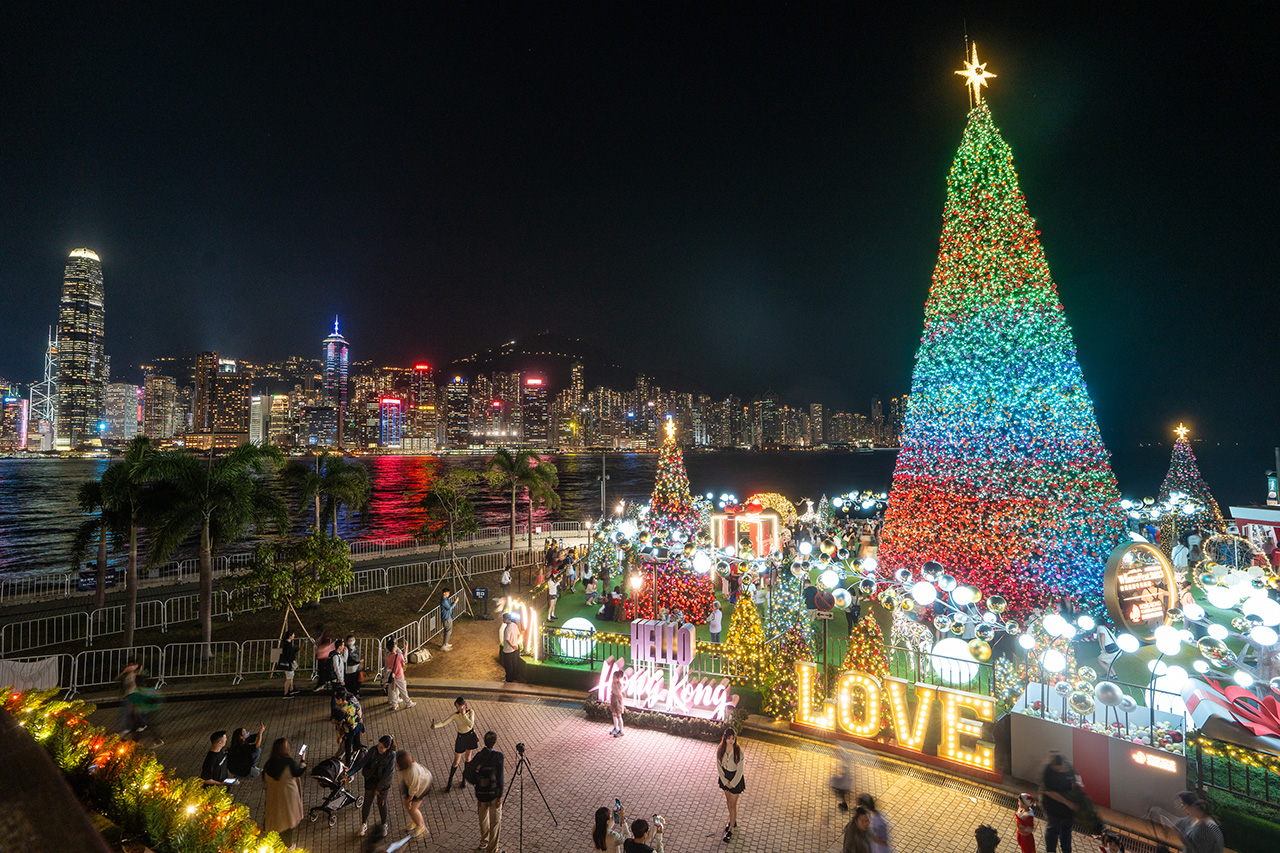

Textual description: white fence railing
[71,646,165,696]
[0,522,586,609]
[0,546,543,658]
[380,607,443,663]
[1,636,381,698]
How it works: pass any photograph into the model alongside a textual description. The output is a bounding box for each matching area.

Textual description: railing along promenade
[0,521,588,606]
[0,547,545,658]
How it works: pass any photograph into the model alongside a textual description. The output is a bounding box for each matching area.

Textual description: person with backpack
[468,731,504,853]
[358,735,397,838]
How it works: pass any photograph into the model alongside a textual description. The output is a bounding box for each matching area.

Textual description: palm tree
[284,451,371,537]
[524,459,561,551]
[486,449,544,552]
[148,443,288,651]
[99,437,159,645]
[70,479,126,609]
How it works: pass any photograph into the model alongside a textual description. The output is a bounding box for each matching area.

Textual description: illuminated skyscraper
[322,317,350,410]
[143,375,178,439]
[445,376,470,449]
[55,248,106,447]
[104,383,140,441]
[379,397,404,449]
[521,377,549,447]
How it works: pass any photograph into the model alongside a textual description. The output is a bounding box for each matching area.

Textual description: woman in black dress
[716,727,745,842]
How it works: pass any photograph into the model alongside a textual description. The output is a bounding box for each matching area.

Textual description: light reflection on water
[0,451,901,574]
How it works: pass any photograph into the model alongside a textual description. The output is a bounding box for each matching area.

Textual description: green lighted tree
[722,598,766,686]
[239,531,354,639]
[765,622,817,719]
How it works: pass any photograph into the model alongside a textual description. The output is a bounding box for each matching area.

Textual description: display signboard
[1104,542,1176,642]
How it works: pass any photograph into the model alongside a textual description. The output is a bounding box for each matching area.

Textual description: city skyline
[0,8,1275,455]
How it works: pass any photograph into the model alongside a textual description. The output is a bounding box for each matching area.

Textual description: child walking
[1015,793,1036,853]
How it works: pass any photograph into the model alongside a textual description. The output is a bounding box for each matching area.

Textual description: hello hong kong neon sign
[594,620,739,721]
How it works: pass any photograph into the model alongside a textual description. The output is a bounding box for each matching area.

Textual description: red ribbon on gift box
[1187,680,1280,739]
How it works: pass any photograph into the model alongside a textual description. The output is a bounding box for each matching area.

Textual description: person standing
[500,565,512,608]
[1015,793,1036,853]
[441,589,456,652]
[716,727,745,842]
[472,731,504,853]
[547,576,560,620]
[842,806,873,853]
[333,689,365,765]
[708,601,724,643]
[608,668,626,737]
[117,661,142,734]
[622,817,665,853]
[328,639,347,690]
[359,735,397,838]
[384,637,415,711]
[593,804,631,853]
[343,635,363,696]
[501,613,523,682]
[432,696,479,790]
[856,793,891,853]
[397,749,433,839]
[1177,798,1224,853]
[277,631,299,698]
[1040,752,1079,853]
[313,630,336,691]
[264,738,307,848]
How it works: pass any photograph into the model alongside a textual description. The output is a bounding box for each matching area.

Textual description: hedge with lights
[622,559,716,624]
[877,101,1126,617]
[1158,429,1226,544]
[765,622,817,719]
[840,613,891,730]
[1,689,295,853]
[723,596,767,686]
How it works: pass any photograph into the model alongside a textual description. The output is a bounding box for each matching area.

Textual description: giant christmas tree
[1157,424,1226,542]
[649,420,700,538]
[878,53,1125,616]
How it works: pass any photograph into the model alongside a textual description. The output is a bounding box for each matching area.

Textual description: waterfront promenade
[86,678,1105,853]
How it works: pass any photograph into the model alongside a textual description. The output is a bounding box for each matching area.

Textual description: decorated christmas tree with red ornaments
[877,48,1126,616]
[649,419,700,538]
[1157,424,1226,542]
[622,559,717,624]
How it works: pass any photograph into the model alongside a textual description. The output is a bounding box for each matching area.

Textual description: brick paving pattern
[92,689,1098,853]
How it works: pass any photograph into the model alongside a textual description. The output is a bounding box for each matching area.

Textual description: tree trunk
[124,522,138,647]
[314,493,321,533]
[331,503,339,539]
[528,496,534,551]
[94,521,108,609]
[199,515,214,655]
[510,487,517,555]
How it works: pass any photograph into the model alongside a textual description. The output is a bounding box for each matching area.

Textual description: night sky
[0,5,1276,492]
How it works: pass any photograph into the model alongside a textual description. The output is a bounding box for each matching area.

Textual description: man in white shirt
[708,601,723,642]
[500,567,512,608]
[1171,539,1190,568]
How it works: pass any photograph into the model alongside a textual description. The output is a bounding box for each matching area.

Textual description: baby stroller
[308,748,368,827]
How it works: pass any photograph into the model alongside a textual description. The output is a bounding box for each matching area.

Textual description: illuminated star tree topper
[955,42,997,105]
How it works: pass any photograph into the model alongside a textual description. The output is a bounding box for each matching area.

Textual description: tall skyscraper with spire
[55,248,106,448]
[322,317,349,444]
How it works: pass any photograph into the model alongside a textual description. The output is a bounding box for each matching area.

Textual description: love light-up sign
[792,660,999,780]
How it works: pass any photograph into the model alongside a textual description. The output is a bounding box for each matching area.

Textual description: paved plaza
[88,683,1105,853]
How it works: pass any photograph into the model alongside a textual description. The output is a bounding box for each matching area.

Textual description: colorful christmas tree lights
[878,101,1126,616]
[840,613,890,731]
[649,420,700,538]
[1157,424,1226,542]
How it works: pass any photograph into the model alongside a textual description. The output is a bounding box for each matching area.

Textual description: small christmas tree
[765,560,808,638]
[765,622,817,719]
[649,420,700,538]
[722,598,766,686]
[840,612,891,731]
[1157,424,1226,549]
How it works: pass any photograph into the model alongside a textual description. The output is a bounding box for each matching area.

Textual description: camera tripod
[503,744,557,853]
